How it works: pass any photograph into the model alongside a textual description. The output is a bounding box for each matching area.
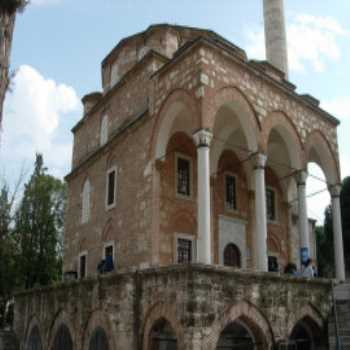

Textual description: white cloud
[30,0,60,6]
[306,163,330,223]
[1,65,82,179]
[245,14,347,73]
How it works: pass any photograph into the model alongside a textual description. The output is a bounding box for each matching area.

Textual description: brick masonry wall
[64,25,340,277]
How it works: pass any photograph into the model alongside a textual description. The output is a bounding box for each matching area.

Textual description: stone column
[193,129,213,265]
[329,185,346,280]
[253,153,268,271]
[296,170,310,264]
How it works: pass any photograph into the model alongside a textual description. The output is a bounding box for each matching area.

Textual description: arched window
[53,325,73,350]
[100,115,108,146]
[223,243,241,267]
[89,327,109,350]
[26,326,42,350]
[82,179,91,224]
[149,318,177,350]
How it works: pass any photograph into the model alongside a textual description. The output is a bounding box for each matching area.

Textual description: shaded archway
[223,243,241,267]
[52,324,73,350]
[216,317,261,349]
[148,318,177,350]
[89,327,109,350]
[26,326,42,350]
[289,317,323,350]
[204,301,274,350]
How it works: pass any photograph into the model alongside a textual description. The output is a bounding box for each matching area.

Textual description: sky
[1,0,350,223]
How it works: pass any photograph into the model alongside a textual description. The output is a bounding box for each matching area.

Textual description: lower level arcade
[16,265,331,350]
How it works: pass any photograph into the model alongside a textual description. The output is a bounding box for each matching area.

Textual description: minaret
[263,0,289,78]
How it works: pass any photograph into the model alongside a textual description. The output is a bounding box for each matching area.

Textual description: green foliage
[0,0,27,14]
[0,184,17,327]
[14,154,66,289]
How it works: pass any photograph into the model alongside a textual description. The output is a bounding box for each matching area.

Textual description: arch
[142,302,184,350]
[52,324,73,350]
[89,327,109,350]
[286,303,325,338]
[24,316,43,350]
[48,310,75,350]
[288,305,327,350]
[262,111,303,170]
[204,300,274,350]
[151,89,201,160]
[101,219,114,242]
[223,243,241,267]
[305,130,340,184]
[82,309,116,350]
[148,318,177,350]
[211,86,260,151]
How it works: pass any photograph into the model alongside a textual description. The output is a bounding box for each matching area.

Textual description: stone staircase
[329,283,350,349]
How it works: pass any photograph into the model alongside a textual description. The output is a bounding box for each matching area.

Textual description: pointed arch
[82,309,116,350]
[48,309,75,350]
[286,303,325,337]
[305,130,340,184]
[142,302,184,350]
[150,88,201,160]
[24,316,43,350]
[204,300,274,350]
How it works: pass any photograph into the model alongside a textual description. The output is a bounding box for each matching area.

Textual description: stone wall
[14,265,332,350]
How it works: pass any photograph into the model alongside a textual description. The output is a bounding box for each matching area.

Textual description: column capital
[295,170,308,185]
[251,153,267,169]
[193,129,213,148]
[329,184,342,198]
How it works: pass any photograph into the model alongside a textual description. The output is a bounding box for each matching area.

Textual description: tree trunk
[0,11,16,130]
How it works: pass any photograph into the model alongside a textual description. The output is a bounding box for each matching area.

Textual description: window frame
[174,233,196,264]
[102,241,115,262]
[266,186,277,223]
[224,172,238,212]
[175,153,193,200]
[105,166,117,210]
[99,114,109,146]
[79,251,88,279]
[81,179,91,224]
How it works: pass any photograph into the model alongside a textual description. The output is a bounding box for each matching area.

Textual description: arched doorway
[26,326,42,350]
[89,327,109,350]
[224,243,241,267]
[149,318,177,350]
[52,324,73,350]
[216,319,260,349]
[289,317,323,350]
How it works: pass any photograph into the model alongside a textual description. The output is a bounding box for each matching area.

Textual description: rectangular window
[225,174,237,210]
[106,167,117,209]
[266,188,276,221]
[176,156,191,197]
[105,245,113,258]
[79,253,87,279]
[177,238,193,264]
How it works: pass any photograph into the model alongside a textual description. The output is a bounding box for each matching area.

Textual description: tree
[0,0,28,128]
[0,184,17,327]
[15,154,66,289]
